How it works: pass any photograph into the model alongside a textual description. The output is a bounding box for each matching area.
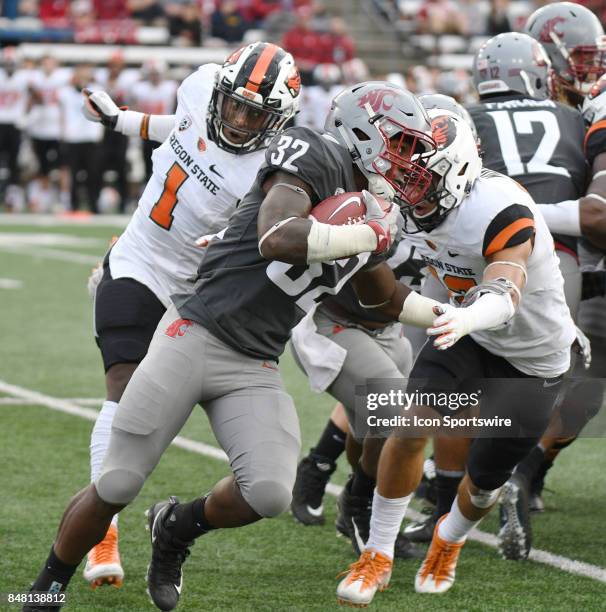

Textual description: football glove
[362,189,400,254]
[82,89,123,129]
[573,326,592,370]
[427,303,472,350]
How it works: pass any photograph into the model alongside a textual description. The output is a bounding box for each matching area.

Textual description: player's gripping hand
[573,325,592,370]
[362,190,400,254]
[82,89,122,129]
[582,76,606,125]
[426,303,473,350]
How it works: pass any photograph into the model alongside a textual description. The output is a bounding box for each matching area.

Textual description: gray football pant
[292,308,413,439]
[96,305,301,518]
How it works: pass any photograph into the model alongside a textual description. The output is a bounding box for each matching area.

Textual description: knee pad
[245,480,292,518]
[468,487,501,509]
[96,468,145,505]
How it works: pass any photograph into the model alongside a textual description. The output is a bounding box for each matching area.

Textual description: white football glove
[582,85,606,125]
[82,89,122,129]
[362,189,400,254]
[427,303,473,350]
[573,325,592,370]
[87,263,103,299]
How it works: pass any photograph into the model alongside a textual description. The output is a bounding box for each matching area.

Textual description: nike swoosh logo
[351,518,366,553]
[174,574,183,595]
[327,196,362,221]
[543,379,560,388]
[448,251,458,257]
[209,164,223,178]
[306,504,324,517]
[150,503,168,544]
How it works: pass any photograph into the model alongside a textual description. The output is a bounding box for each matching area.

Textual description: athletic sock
[514,446,545,482]
[310,418,346,464]
[438,495,480,543]
[169,497,215,541]
[365,490,412,560]
[30,546,78,594]
[350,463,376,499]
[435,469,464,519]
[90,400,119,530]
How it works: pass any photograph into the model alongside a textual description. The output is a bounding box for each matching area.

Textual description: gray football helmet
[418,93,479,143]
[526,2,606,101]
[324,81,436,206]
[472,32,551,101]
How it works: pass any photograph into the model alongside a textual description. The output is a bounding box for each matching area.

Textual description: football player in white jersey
[336,110,576,606]
[79,42,300,589]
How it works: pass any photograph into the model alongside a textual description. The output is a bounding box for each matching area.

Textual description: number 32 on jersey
[149,162,189,230]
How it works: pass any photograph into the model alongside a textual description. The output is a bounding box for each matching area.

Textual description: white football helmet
[405,109,482,232]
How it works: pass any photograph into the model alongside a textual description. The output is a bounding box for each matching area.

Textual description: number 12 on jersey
[149,162,189,230]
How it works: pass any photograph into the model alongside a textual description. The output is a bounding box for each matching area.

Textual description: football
[309,191,390,225]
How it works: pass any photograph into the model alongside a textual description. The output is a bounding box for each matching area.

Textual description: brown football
[309,191,389,225]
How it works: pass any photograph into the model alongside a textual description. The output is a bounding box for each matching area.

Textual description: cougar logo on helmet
[225,47,245,65]
[431,116,456,150]
[357,89,394,113]
[538,16,566,43]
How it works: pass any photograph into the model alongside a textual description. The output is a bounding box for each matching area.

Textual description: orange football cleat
[336,549,392,607]
[83,524,124,589]
[415,514,464,593]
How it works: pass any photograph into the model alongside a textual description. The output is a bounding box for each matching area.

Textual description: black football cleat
[145,497,193,611]
[403,508,438,544]
[498,473,532,560]
[336,479,423,559]
[291,453,336,526]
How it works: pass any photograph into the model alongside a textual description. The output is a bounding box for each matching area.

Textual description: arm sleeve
[116,111,176,142]
[482,204,535,257]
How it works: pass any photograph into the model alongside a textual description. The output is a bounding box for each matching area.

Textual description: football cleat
[146,497,193,611]
[291,452,336,526]
[336,549,392,607]
[403,508,438,544]
[336,479,423,560]
[498,473,532,560]
[83,523,124,589]
[415,515,464,594]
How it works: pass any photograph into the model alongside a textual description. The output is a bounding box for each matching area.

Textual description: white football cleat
[336,549,392,607]
[83,524,124,589]
[414,515,464,594]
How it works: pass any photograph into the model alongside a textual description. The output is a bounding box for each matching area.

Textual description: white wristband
[398,290,441,327]
[537,200,581,236]
[306,219,378,263]
[116,109,145,136]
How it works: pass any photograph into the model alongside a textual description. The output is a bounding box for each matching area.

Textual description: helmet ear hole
[353,127,371,141]
[458,162,469,176]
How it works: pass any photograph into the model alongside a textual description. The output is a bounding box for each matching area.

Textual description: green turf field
[1,218,605,611]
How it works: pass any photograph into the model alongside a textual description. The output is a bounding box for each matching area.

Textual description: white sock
[365,489,412,560]
[438,495,480,543]
[90,400,119,529]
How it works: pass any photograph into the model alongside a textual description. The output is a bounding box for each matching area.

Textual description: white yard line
[1,378,605,584]
[0,214,129,227]
[0,245,100,266]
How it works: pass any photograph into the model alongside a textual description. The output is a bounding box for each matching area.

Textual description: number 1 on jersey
[149,162,188,230]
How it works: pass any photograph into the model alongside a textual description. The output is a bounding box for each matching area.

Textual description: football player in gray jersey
[27,82,468,611]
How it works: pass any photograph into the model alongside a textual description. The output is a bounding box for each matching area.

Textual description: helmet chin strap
[219,124,259,150]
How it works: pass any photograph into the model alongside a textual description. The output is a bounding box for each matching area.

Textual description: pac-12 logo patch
[198,137,206,152]
[165,318,193,338]
[179,115,192,131]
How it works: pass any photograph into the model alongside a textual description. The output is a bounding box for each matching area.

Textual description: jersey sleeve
[177,63,219,110]
[260,127,348,203]
[482,203,535,257]
[584,119,606,166]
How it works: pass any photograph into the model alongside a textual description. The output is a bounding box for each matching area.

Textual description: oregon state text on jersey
[404,169,576,378]
[468,94,587,256]
[108,63,267,307]
[174,126,373,361]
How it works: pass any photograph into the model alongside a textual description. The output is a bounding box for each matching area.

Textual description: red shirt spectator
[93,0,129,20]
[282,10,325,73]
[250,0,311,22]
[39,0,69,22]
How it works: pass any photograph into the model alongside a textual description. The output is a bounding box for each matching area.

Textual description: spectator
[164,1,202,46]
[93,0,129,20]
[323,17,355,65]
[249,0,311,25]
[296,62,343,131]
[58,64,104,213]
[282,8,323,84]
[416,0,468,35]
[127,0,165,23]
[210,1,249,43]
[38,0,70,24]
[487,0,512,35]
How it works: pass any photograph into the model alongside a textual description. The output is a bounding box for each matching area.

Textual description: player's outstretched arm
[579,153,606,249]
[258,180,399,265]
[82,89,175,143]
[350,262,442,328]
[427,241,530,350]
